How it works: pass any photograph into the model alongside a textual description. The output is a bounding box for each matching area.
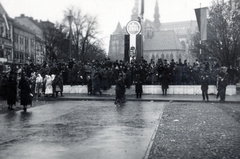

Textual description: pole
[69,26,72,60]
[68,11,73,60]
[199,3,202,55]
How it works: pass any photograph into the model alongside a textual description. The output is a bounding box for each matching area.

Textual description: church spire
[113,22,122,34]
[154,0,161,30]
[131,0,139,21]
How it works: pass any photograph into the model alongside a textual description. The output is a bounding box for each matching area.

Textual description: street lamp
[67,11,73,60]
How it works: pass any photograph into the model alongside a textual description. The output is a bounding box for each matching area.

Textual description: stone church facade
[108,0,198,64]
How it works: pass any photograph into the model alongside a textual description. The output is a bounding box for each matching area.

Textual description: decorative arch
[166,54,169,61]
[161,53,164,60]
[155,53,159,62]
[170,53,174,61]
[151,54,155,62]
[178,54,182,60]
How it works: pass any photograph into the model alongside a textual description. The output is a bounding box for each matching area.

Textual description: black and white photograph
[0,0,240,158]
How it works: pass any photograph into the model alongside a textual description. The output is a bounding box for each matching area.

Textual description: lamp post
[67,11,73,60]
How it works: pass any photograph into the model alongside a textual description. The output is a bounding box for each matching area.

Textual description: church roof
[144,30,184,51]
[113,22,123,34]
[143,19,156,29]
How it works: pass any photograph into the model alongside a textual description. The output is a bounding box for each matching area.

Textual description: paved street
[0,99,240,159]
[148,102,240,159]
[0,101,164,159]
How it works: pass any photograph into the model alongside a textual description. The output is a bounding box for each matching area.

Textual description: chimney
[20,14,25,17]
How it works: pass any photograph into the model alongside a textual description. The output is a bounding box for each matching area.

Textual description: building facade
[0,2,49,71]
[108,22,126,61]
[108,0,198,64]
[15,14,46,64]
[0,3,13,68]
[13,21,36,65]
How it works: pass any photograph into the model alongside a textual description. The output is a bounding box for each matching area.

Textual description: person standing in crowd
[217,75,228,102]
[92,67,102,95]
[161,71,170,95]
[36,73,43,97]
[101,67,109,90]
[69,64,78,86]
[18,73,32,111]
[6,74,17,110]
[58,72,64,96]
[30,72,36,96]
[201,75,209,101]
[52,73,63,97]
[68,59,74,70]
[115,73,125,106]
[87,75,92,95]
[227,65,237,85]
[0,73,8,99]
[135,74,143,98]
[45,75,53,97]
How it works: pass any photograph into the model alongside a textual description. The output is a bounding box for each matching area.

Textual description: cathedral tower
[154,0,161,30]
[131,0,139,21]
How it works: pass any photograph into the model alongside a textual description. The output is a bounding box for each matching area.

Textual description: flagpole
[199,3,202,56]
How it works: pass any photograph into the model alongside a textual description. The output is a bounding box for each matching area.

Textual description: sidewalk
[38,93,240,103]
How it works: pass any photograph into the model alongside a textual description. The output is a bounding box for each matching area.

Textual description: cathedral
[108,0,198,64]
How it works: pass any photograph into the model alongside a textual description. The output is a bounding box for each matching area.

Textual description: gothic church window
[161,53,164,59]
[166,54,169,61]
[170,53,173,60]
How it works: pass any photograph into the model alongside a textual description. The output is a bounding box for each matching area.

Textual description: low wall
[63,85,237,95]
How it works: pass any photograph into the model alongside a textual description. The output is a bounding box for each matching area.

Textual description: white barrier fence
[63,85,237,95]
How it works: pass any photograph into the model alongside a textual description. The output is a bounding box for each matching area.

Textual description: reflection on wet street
[0,101,164,159]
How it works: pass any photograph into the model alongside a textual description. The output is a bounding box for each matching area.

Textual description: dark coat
[161,73,169,89]
[135,76,143,93]
[6,78,17,105]
[52,75,63,92]
[92,71,101,92]
[201,77,209,91]
[115,77,125,99]
[18,77,32,106]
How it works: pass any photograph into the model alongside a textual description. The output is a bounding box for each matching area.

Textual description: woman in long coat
[35,74,43,97]
[6,74,17,110]
[45,75,53,96]
[218,76,228,102]
[52,73,63,97]
[161,71,170,95]
[115,73,125,105]
[135,74,143,98]
[18,74,31,111]
[92,69,102,95]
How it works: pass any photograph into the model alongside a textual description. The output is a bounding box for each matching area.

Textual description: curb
[36,96,240,103]
[143,103,165,159]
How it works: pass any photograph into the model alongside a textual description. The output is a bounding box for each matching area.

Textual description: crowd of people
[0,57,239,108]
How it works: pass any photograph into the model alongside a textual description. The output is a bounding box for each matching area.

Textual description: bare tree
[190,0,240,67]
[63,8,104,62]
[41,22,68,62]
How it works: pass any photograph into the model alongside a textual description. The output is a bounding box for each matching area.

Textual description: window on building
[31,39,34,47]
[0,25,3,37]
[14,34,18,43]
[166,54,169,61]
[25,37,29,52]
[20,52,23,61]
[161,54,164,59]
[170,53,173,60]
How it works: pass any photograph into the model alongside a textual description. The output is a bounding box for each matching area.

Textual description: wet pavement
[39,93,240,103]
[0,101,164,159]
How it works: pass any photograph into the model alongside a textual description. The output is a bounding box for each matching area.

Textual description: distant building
[0,3,14,66]
[15,14,46,64]
[13,20,36,65]
[108,0,198,63]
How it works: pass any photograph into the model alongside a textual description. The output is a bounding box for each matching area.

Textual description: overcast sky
[1,0,212,52]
